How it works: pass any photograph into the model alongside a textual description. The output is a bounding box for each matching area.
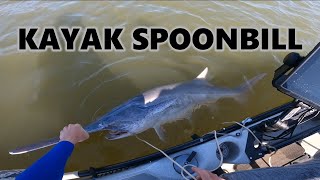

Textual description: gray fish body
[9,68,265,155]
[86,68,265,141]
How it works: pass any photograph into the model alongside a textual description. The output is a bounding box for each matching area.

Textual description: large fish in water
[10,67,265,155]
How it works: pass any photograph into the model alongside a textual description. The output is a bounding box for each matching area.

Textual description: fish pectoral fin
[154,125,166,141]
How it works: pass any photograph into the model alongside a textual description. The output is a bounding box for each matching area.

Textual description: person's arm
[16,124,89,180]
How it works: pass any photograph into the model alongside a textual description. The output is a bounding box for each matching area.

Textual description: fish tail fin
[234,73,267,103]
[9,137,60,155]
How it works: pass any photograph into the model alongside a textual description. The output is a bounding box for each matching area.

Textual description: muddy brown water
[0,1,319,172]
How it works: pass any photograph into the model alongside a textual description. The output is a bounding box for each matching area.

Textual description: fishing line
[212,130,224,171]
[136,121,273,179]
[222,121,263,145]
[181,130,223,180]
[135,135,197,180]
[91,103,107,122]
[80,72,130,107]
[268,151,277,167]
[262,109,318,141]
[265,110,319,167]
[135,130,224,180]
[223,121,276,167]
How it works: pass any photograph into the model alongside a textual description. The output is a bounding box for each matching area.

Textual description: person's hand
[192,167,225,180]
[59,124,89,145]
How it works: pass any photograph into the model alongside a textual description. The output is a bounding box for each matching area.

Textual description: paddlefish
[9,67,266,155]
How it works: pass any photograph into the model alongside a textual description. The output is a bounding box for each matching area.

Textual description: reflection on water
[0,1,319,171]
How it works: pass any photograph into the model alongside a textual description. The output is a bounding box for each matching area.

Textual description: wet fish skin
[9,67,266,155]
[87,67,266,141]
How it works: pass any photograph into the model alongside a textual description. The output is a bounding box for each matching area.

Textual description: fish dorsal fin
[196,67,208,79]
